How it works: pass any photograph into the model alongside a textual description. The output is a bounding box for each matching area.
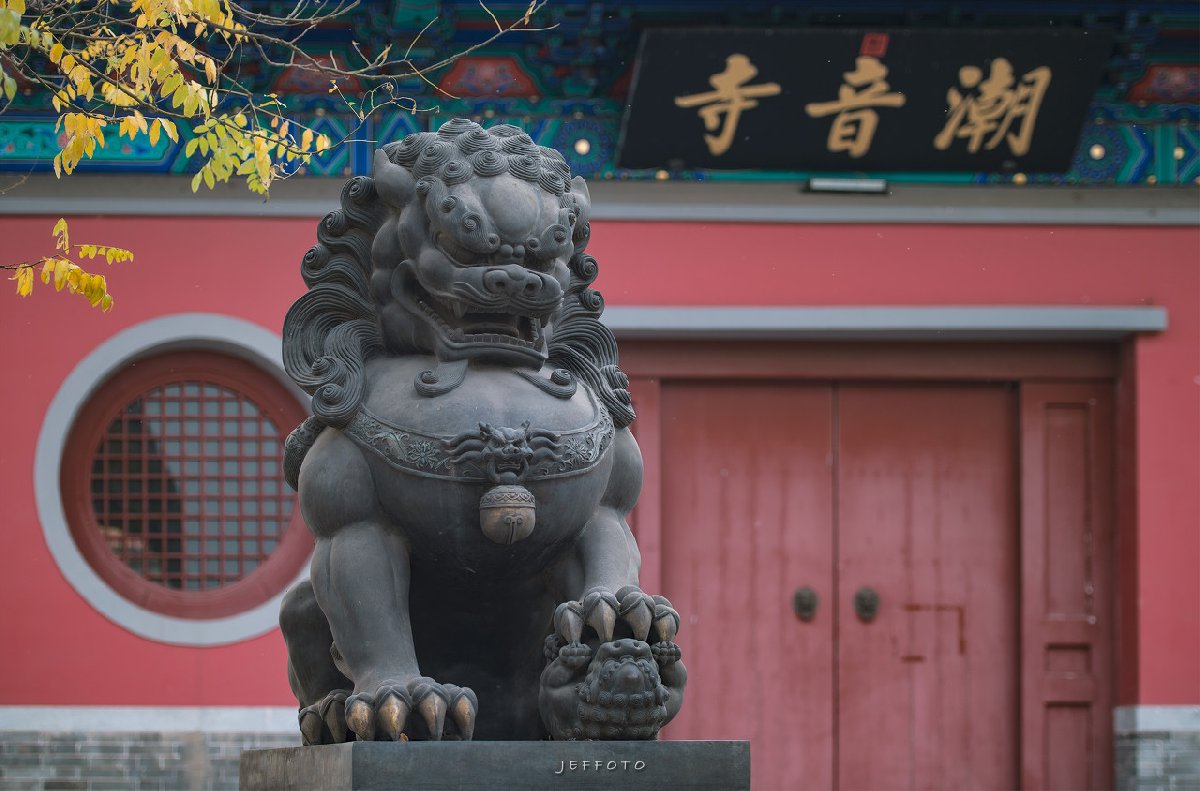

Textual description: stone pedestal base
[240,740,749,790]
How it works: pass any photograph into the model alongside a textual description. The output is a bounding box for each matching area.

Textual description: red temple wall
[0,215,1195,706]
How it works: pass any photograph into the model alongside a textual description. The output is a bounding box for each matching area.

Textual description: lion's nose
[483,266,543,297]
[611,662,648,694]
[495,243,526,265]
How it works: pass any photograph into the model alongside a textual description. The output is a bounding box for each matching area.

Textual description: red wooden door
[837,386,1018,789]
[658,382,836,788]
[659,381,1020,790]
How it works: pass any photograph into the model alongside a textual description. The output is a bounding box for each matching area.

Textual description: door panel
[661,382,835,791]
[837,386,1019,790]
[1019,384,1114,790]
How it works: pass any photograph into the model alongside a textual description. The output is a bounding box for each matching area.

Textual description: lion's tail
[284,416,327,491]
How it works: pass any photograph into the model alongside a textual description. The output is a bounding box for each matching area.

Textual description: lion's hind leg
[280,580,353,744]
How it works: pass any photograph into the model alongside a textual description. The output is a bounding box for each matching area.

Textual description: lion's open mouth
[417,296,543,350]
[394,259,551,363]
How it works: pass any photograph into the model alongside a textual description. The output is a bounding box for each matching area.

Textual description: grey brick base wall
[1115,707,1200,791]
[0,731,299,791]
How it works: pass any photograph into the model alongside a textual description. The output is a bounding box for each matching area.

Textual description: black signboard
[618,28,1112,172]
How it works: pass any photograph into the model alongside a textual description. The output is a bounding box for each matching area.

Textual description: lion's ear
[569,176,591,215]
[374,149,416,208]
[569,176,591,247]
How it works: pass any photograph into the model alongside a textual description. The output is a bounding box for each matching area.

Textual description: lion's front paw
[553,586,680,644]
[343,677,478,742]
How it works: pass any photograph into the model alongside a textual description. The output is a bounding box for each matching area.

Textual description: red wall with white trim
[0,214,1196,706]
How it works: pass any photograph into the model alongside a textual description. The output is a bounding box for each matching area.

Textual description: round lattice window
[61,350,313,619]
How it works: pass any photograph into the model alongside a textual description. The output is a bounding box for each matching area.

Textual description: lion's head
[281,120,633,486]
[367,119,590,367]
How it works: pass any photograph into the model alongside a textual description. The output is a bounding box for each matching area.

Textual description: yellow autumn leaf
[52,217,68,251]
[300,128,313,151]
[12,265,33,296]
[101,293,114,312]
[149,119,160,145]
[52,257,69,290]
[86,273,107,305]
[160,118,178,143]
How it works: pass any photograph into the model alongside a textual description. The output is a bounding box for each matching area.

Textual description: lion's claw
[582,587,619,642]
[448,685,478,741]
[616,586,656,641]
[299,689,351,745]
[554,601,584,644]
[376,689,410,741]
[653,596,680,642]
[344,678,476,741]
[345,696,376,741]
[414,683,448,741]
[559,587,677,644]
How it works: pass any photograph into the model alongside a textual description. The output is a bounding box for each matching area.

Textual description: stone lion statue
[278,118,686,743]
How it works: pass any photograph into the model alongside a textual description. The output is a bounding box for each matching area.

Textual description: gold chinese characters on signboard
[934,58,1052,156]
[673,53,781,156]
[805,56,907,158]
[673,52,1052,160]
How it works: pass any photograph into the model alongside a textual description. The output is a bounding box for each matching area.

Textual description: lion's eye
[434,232,479,267]
[523,251,556,272]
